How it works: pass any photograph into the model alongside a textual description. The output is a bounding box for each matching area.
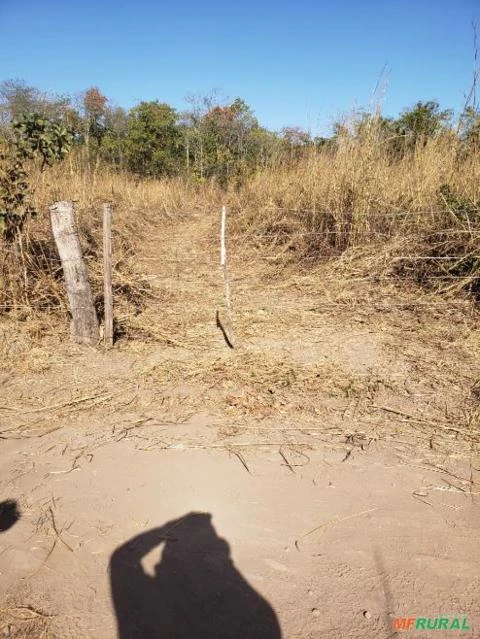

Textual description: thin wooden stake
[103,203,113,347]
[220,205,234,347]
[220,205,227,267]
[50,201,99,345]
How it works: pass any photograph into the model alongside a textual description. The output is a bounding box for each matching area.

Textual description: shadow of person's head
[110,511,282,638]
[153,511,230,564]
[0,500,20,533]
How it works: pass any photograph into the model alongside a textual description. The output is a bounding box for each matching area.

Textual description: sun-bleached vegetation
[1,79,479,323]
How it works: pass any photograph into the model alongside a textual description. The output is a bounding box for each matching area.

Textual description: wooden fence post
[50,201,99,345]
[103,203,113,347]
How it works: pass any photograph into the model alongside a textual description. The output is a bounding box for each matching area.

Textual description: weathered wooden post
[50,201,99,345]
[103,203,113,347]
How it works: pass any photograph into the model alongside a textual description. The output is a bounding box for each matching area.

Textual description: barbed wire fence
[2,205,479,331]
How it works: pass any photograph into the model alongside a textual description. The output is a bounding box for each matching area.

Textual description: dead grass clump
[0,159,223,336]
[0,602,53,639]
[0,322,62,374]
[227,122,480,299]
[138,349,363,420]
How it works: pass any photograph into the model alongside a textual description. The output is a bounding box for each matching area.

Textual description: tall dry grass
[0,156,222,326]
[32,157,221,216]
[2,122,480,329]
[227,126,480,297]
[230,130,479,243]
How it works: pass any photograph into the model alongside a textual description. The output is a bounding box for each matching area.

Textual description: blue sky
[0,0,478,135]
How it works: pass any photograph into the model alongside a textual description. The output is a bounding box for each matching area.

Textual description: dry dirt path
[1,209,480,638]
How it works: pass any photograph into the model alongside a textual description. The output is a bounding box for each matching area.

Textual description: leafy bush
[0,113,73,239]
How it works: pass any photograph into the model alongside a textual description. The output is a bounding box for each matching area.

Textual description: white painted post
[220,205,234,347]
[103,203,113,348]
[220,205,227,267]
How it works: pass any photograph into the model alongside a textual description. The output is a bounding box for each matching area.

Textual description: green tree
[247,126,284,169]
[184,97,271,185]
[395,101,452,148]
[459,106,480,153]
[82,86,108,146]
[125,101,182,176]
[0,112,73,239]
[100,106,129,169]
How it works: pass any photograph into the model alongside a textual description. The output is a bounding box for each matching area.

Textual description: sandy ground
[1,210,480,638]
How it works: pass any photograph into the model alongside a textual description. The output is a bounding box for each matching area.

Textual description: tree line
[1,78,479,189]
[0,80,290,186]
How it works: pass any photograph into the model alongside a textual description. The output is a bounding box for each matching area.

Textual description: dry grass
[0,599,53,639]
[2,127,480,639]
[1,121,480,455]
[32,157,221,215]
[226,127,480,299]
[230,131,479,238]
[0,156,223,332]
[2,122,480,326]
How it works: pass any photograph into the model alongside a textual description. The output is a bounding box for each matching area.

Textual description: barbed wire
[259,206,480,217]
[270,275,480,281]
[1,247,96,263]
[242,229,480,237]
[3,251,480,274]
[0,300,476,311]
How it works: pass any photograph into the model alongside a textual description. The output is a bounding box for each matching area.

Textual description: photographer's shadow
[0,500,20,533]
[110,512,281,639]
